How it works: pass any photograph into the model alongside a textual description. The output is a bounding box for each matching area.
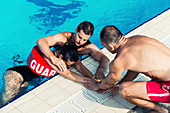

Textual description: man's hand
[83,79,99,91]
[93,69,105,82]
[50,56,67,72]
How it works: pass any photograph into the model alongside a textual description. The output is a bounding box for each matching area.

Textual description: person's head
[74,21,94,46]
[59,44,79,66]
[100,25,124,53]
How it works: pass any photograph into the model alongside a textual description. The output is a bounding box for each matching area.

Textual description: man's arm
[98,57,141,89]
[36,32,69,71]
[117,70,139,84]
[43,55,91,83]
[84,59,122,90]
[95,71,139,98]
[97,60,123,89]
[73,60,93,78]
[78,43,110,81]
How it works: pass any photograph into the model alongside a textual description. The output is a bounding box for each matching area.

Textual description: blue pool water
[0,0,169,92]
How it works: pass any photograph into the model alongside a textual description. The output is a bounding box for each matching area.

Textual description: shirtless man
[84,25,170,113]
[0,44,93,107]
[36,21,110,81]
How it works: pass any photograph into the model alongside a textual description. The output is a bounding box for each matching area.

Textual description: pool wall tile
[11,92,35,107]
[15,96,44,113]
[31,80,55,95]
[0,103,15,113]
[45,91,71,107]
[65,83,84,95]
[28,102,52,113]
[55,77,75,89]
[36,85,62,101]
[8,108,22,113]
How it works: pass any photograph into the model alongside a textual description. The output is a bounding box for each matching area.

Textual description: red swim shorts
[146,81,170,103]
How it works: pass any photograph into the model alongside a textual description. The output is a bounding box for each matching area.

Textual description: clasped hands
[83,74,119,98]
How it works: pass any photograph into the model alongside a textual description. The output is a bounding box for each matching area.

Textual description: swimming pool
[0,0,169,95]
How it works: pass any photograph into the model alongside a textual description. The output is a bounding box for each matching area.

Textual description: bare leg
[18,81,29,96]
[119,81,168,113]
[0,70,24,106]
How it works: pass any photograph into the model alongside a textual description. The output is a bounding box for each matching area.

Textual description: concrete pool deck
[0,8,170,113]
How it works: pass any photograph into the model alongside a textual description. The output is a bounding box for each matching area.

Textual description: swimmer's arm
[43,55,91,83]
[89,44,110,73]
[79,43,110,80]
[60,70,91,83]
[73,60,93,78]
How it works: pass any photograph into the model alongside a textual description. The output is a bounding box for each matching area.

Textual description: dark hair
[77,21,94,36]
[100,25,123,45]
[60,44,79,62]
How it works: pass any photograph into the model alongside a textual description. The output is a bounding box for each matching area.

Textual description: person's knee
[1,70,24,105]
[3,70,23,86]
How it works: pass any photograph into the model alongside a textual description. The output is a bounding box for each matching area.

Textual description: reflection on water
[27,0,85,33]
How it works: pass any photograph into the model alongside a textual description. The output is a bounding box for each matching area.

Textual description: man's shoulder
[52,32,73,42]
[128,35,147,38]
[114,52,136,70]
[53,32,72,38]
[128,35,152,41]
[64,32,73,37]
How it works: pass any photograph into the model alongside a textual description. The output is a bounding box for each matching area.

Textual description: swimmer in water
[0,44,93,107]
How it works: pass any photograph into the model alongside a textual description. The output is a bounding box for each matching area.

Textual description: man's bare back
[84,25,170,113]
[117,35,170,81]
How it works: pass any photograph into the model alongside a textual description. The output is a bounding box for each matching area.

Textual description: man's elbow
[36,37,48,46]
[36,38,43,46]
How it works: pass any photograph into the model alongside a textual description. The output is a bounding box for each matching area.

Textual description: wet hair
[77,21,94,36]
[100,25,123,45]
[60,44,79,62]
